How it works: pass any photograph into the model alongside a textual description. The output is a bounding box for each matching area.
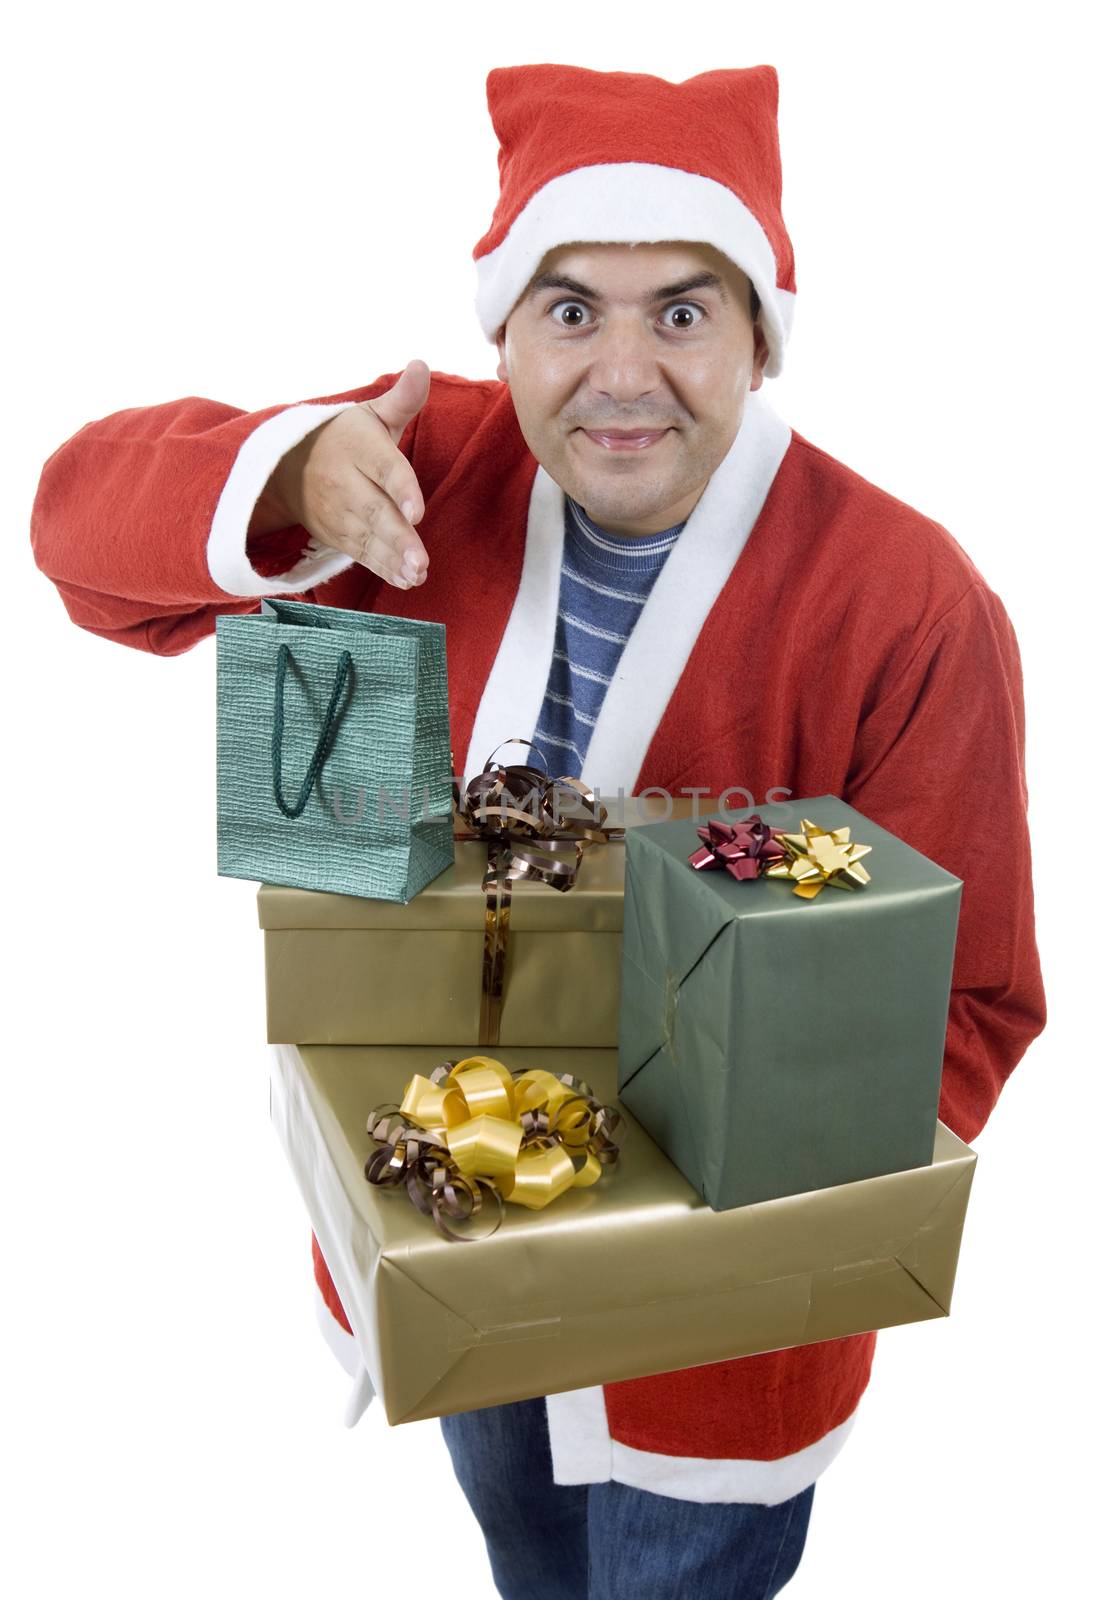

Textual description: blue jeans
[439,1396,815,1599]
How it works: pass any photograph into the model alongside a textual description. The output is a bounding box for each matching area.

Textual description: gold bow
[365,1055,625,1242]
[766,817,873,899]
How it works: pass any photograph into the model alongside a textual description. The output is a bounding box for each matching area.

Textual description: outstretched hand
[265,359,431,589]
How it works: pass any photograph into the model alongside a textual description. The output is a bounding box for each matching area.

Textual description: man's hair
[749,282,761,321]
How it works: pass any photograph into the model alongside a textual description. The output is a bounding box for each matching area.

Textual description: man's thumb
[370,359,431,440]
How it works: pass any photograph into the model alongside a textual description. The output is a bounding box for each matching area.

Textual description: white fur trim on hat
[474,162,795,378]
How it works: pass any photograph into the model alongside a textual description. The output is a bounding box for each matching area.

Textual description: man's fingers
[360,358,431,446]
[353,440,426,530]
[290,378,433,585]
[326,485,429,587]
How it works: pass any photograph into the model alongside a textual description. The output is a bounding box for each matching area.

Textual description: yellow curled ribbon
[365,1055,625,1242]
[766,817,873,899]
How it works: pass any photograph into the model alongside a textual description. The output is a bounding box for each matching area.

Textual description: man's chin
[530,434,676,522]
[566,487,676,531]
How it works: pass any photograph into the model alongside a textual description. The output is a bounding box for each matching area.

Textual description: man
[31,63,1045,1600]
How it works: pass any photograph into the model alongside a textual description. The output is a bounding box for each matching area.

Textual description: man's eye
[547,297,704,328]
[660,302,706,330]
[549,300,593,327]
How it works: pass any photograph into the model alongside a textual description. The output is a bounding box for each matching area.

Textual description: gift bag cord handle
[272,643,354,818]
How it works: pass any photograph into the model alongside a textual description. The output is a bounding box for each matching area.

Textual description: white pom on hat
[473,63,797,378]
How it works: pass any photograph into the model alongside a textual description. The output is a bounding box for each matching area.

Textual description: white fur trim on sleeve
[207,402,358,597]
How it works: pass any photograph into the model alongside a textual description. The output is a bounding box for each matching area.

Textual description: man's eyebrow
[525,270,729,306]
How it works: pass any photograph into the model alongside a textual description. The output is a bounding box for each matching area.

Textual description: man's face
[495,241,768,535]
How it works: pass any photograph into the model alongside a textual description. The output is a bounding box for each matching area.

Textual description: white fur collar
[462,390,792,795]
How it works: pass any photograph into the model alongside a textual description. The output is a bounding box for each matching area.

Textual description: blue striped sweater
[532,496,686,780]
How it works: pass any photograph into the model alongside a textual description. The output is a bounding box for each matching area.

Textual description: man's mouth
[580,428,670,452]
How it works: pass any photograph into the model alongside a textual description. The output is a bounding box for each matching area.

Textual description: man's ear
[750,321,769,392]
[496,324,509,384]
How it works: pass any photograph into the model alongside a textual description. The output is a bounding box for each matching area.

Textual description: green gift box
[618,794,963,1210]
[216,597,454,901]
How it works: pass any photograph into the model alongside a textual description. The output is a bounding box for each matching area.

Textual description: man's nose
[585,315,665,407]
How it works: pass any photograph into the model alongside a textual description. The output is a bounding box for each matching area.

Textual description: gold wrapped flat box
[270,1039,977,1426]
[257,795,715,1047]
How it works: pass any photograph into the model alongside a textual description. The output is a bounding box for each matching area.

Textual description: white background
[6,3,1114,1595]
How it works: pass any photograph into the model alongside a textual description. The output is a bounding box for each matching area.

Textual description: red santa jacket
[31,369,1046,1505]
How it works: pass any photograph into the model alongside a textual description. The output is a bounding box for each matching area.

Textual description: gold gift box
[257,795,714,1047]
[270,1039,977,1426]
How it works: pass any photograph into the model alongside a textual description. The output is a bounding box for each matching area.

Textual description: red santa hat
[473,63,797,378]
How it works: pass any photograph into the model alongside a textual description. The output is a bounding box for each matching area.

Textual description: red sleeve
[843,582,1046,1144]
[28,371,454,656]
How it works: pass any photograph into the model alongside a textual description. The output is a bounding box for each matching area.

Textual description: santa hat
[473,63,796,378]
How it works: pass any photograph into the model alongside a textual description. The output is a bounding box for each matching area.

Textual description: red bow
[688,815,787,882]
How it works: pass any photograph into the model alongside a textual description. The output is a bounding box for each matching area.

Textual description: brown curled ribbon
[452,739,625,1044]
[690,813,873,900]
[364,1054,626,1242]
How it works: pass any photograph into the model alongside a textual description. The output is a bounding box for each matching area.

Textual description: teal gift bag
[216,597,455,901]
